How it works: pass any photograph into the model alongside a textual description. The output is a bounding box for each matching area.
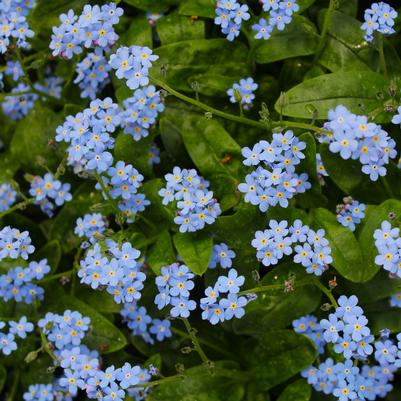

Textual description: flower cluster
[214,0,250,41]
[0,259,50,303]
[154,263,196,318]
[319,105,397,181]
[200,268,248,325]
[227,78,258,106]
[95,161,150,222]
[361,2,397,42]
[0,226,35,261]
[159,167,222,232]
[374,220,401,278]
[209,243,236,269]
[38,310,91,351]
[0,0,35,53]
[320,296,373,360]
[55,98,120,174]
[0,316,34,355]
[1,83,38,120]
[252,0,299,40]
[29,173,72,217]
[78,240,145,304]
[75,213,107,244]
[109,45,158,90]
[300,295,401,401]
[0,183,17,212]
[120,85,165,141]
[49,3,123,59]
[23,383,55,401]
[121,303,172,344]
[238,132,310,212]
[336,198,366,232]
[292,315,325,354]
[252,219,333,276]
[74,48,111,99]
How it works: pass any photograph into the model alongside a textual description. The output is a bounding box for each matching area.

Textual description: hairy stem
[182,318,209,363]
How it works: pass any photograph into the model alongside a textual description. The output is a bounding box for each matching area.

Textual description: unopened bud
[25,350,39,363]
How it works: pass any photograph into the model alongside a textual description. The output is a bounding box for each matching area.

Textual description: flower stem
[131,374,183,388]
[0,198,36,219]
[171,327,231,358]
[238,278,311,296]
[312,277,338,309]
[314,0,336,64]
[378,34,388,80]
[7,370,20,401]
[150,77,331,135]
[36,270,74,284]
[39,329,60,364]
[182,318,209,363]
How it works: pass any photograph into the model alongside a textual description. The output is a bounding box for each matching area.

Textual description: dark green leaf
[253,16,319,64]
[357,199,401,281]
[177,0,215,18]
[173,231,213,275]
[277,379,311,401]
[246,330,317,391]
[233,262,321,334]
[117,15,153,48]
[275,71,389,122]
[311,208,370,282]
[0,364,6,393]
[147,230,176,274]
[53,295,127,353]
[9,104,64,172]
[151,39,250,95]
[34,240,62,273]
[148,361,245,401]
[156,14,205,45]
[123,0,180,13]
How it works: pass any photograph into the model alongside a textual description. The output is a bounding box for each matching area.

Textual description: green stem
[151,77,331,135]
[36,270,74,284]
[151,76,266,130]
[382,176,395,199]
[171,327,231,358]
[0,198,35,219]
[182,318,209,363]
[313,277,338,308]
[378,35,388,80]
[7,370,20,401]
[238,279,310,296]
[39,329,60,364]
[314,0,336,64]
[93,173,121,215]
[131,374,182,388]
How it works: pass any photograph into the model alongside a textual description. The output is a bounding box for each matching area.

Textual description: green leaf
[152,39,250,95]
[180,114,243,178]
[296,132,326,208]
[156,14,205,45]
[0,364,6,393]
[117,15,153,48]
[53,295,127,353]
[140,179,175,234]
[34,240,62,273]
[357,199,401,281]
[275,71,389,122]
[253,16,319,64]
[148,361,245,401]
[311,208,370,282]
[123,0,180,13]
[277,379,311,401]
[233,262,321,334]
[178,0,215,18]
[48,182,103,253]
[246,330,317,391]
[114,132,154,177]
[147,230,176,274]
[9,104,64,172]
[173,231,213,275]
